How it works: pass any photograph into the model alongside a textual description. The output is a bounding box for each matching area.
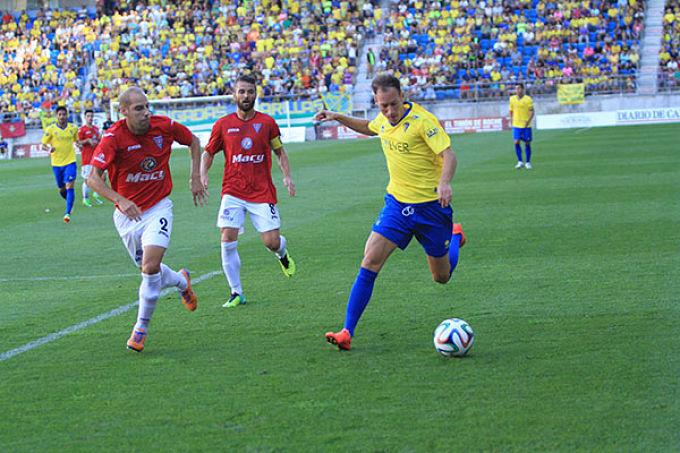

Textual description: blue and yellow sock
[343,267,378,337]
[514,143,522,162]
[65,188,75,214]
[525,143,532,163]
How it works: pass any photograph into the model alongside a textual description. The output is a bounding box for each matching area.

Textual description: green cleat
[223,293,246,308]
[83,199,92,207]
[93,193,104,204]
[279,253,296,277]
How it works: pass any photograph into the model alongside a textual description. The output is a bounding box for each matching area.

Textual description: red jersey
[204,111,281,204]
[92,116,193,212]
[78,124,100,165]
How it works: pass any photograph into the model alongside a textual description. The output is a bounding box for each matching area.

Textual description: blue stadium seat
[481,39,489,50]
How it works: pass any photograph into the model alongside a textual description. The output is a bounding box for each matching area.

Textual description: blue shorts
[512,127,532,142]
[52,162,77,188]
[372,194,453,258]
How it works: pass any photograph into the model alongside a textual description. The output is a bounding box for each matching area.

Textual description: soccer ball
[433,318,474,357]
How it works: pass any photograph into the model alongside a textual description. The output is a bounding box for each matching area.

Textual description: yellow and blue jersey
[42,123,78,167]
[509,95,534,128]
[367,102,451,204]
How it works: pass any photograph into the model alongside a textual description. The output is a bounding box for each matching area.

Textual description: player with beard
[201,75,296,308]
[87,87,207,352]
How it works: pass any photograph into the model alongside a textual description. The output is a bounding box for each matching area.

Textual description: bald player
[87,87,208,352]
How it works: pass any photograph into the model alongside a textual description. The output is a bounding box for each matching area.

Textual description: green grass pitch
[0,124,678,451]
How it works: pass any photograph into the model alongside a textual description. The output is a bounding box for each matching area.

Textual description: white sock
[221,241,242,295]
[135,272,162,330]
[82,182,90,200]
[160,263,187,290]
[273,235,287,259]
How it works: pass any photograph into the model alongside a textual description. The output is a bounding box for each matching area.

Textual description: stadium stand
[0,7,96,125]
[381,0,646,101]
[87,0,379,108]
[0,0,661,124]
[659,0,680,90]
[0,1,380,123]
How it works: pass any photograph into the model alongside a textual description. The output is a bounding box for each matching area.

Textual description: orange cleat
[325,328,352,351]
[452,223,465,248]
[126,328,146,352]
[177,268,197,311]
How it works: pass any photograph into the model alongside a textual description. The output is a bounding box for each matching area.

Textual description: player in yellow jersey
[41,106,79,222]
[315,75,466,351]
[509,82,535,169]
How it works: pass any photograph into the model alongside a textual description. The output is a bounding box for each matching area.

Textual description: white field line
[574,127,593,134]
[0,270,221,362]
[0,273,140,282]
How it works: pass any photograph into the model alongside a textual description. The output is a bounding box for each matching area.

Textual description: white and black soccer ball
[433,318,474,357]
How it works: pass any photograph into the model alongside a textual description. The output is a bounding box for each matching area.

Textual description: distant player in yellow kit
[42,106,79,222]
[315,75,465,351]
[509,83,535,169]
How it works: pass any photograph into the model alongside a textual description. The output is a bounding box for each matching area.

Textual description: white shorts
[81,164,92,180]
[217,194,281,233]
[114,197,174,267]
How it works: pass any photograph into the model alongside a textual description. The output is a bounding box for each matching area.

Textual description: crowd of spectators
[659,0,680,90]
[0,0,669,125]
[1,0,381,123]
[88,0,382,108]
[0,7,95,125]
[378,0,645,101]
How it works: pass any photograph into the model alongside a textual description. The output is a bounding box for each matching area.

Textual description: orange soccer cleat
[177,268,197,311]
[126,328,147,352]
[452,223,466,248]
[325,328,352,351]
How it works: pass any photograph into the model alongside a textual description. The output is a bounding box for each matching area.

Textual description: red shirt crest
[92,116,193,212]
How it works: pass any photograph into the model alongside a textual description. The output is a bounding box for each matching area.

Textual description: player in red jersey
[201,75,296,308]
[87,87,208,352]
[77,109,104,207]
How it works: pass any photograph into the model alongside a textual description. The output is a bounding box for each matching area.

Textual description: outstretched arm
[314,110,377,136]
[273,146,295,197]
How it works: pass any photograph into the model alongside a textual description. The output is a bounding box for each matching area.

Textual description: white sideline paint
[0,273,140,282]
[0,270,221,362]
